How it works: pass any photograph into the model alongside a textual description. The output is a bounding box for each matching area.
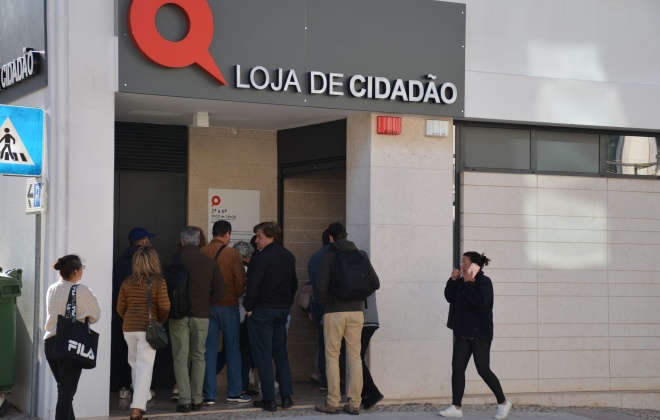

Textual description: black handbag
[52,285,99,369]
[146,277,169,350]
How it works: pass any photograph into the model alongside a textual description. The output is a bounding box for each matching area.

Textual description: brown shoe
[343,403,360,415]
[315,402,339,414]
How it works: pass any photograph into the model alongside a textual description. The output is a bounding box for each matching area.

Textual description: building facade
[0,0,658,419]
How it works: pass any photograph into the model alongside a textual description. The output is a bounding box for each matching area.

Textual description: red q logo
[128,0,227,85]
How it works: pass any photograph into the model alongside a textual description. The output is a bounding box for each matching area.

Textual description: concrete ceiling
[115,92,360,131]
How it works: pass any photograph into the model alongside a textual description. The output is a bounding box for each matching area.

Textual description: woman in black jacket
[439,252,512,420]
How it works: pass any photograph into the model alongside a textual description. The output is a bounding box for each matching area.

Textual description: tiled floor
[109,381,328,419]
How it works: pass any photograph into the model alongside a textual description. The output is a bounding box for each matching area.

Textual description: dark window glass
[536,131,600,173]
[464,127,530,170]
[606,135,660,176]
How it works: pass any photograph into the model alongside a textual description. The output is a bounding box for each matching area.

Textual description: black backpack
[330,248,374,301]
[163,252,191,319]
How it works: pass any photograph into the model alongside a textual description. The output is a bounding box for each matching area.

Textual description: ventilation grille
[115,122,188,173]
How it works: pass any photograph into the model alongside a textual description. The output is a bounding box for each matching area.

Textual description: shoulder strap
[65,284,78,321]
[147,276,153,320]
[213,245,226,262]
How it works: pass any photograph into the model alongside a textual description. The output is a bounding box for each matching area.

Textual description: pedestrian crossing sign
[0,105,44,176]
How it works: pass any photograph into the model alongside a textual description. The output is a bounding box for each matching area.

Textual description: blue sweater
[444,271,494,341]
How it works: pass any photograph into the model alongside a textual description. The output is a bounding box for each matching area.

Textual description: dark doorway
[112,122,188,392]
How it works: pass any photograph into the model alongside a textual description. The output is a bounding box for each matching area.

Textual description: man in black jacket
[243,222,297,412]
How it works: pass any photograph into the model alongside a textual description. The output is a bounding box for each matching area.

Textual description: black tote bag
[52,285,99,369]
[146,277,169,350]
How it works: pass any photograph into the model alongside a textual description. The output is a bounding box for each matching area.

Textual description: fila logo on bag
[68,340,95,360]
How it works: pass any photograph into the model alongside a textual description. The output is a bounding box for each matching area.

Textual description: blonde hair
[128,246,162,285]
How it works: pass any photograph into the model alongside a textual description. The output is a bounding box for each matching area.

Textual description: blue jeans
[203,306,242,399]
[247,307,293,401]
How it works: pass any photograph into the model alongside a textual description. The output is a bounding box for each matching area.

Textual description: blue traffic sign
[0,104,44,176]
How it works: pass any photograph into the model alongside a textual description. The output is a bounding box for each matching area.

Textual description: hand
[247,311,252,317]
[450,269,461,281]
[464,269,476,283]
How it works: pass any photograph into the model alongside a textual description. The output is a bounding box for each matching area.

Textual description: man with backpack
[168,226,226,413]
[315,222,380,416]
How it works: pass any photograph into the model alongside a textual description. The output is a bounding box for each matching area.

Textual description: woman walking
[44,255,101,420]
[439,252,512,420]
[117,246,170,420]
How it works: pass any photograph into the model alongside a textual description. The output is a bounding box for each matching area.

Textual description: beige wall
[461,172,660,406]
[188,126,278,235]
[283,171,346,381]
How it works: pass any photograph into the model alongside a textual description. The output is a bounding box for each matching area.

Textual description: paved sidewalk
[141,403,660,420]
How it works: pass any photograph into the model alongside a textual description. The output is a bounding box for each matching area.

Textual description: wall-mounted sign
[26,177,44,214]
[118,0,465,118]
[0,105,44,176]
[0,0,47,102]
[0,49,42,93]
[208,189,260,245]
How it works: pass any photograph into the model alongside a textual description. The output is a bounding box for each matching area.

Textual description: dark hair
[212,220,232,237]
[253,221,283,244]
[321,229,330,245]
[249,235,258,252]
[327,222,347,240]
[463,251,491,269]
[53,255,83,281]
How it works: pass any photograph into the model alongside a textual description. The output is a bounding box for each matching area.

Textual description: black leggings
[451,337,505,407]
[44,337,82,420]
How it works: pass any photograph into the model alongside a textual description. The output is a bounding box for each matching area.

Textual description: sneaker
[495,400,512,420]
[315,401,339,414]
[147,390,155,401]
[438,405,463,417]
[227,394,251,403]
[310,372,322,383]
[171,387,179,402]
[202,399,215,406]
[119,387,132,399]
[319,384,328,392]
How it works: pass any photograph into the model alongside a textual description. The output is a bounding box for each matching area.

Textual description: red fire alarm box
[377,116,402,135]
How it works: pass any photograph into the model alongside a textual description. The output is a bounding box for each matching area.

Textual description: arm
[155,279,170,323]
[290,256,298,306]
[243,253,265,313]
[116,282,127,319]
[462,274,493,309]
[80,285,102,324]
[444,278,458,303]
[317,253,333,306]
[233,252,247,298]
[361,251,380,291]
[210,265,227,303]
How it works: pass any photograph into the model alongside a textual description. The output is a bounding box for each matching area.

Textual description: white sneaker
[495,400,512,420]
[119,387,132,399]
[438,405,463,417]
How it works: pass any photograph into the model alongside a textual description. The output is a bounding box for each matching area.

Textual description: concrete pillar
[346,114,455,400]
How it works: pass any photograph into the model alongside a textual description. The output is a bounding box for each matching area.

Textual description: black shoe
[175,404,191,413]
[244,389,259,396]
[253,399,277,412]
[362,393,384,411]
[191,403,202,411]
[281,396,293,409]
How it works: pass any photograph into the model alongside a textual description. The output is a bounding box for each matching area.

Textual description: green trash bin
[0,268,22,417]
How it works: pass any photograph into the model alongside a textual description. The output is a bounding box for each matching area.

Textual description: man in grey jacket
[315,222,380,415]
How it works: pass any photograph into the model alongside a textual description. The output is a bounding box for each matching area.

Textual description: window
[606,135,660,176]
[536,131,599,173]
[464,127,530,170]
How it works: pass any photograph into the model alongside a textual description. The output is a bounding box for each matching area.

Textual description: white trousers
[124,331,156,410]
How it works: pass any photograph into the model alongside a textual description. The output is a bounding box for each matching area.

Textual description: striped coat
[116,275,170,332]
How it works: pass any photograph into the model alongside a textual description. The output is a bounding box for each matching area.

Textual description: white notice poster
[208,189,260,245]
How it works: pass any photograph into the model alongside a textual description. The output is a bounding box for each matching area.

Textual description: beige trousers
[323,311,364,408]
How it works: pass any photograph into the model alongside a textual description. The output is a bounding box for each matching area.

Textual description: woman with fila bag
[44,255,101,420]
[117,246,170,420]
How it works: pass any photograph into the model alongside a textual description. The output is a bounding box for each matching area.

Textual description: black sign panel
[118,0,465,117]
[0,0,47,103]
